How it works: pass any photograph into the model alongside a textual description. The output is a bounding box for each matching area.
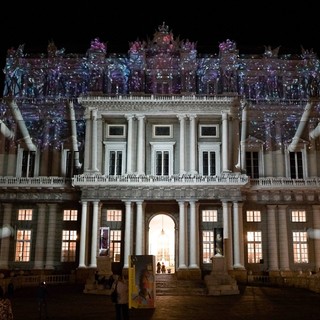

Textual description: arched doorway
[148,214,175,273]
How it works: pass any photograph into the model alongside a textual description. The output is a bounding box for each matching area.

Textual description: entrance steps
[155,273,207,296]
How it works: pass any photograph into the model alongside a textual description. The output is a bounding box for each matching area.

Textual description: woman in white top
[111,273,129,320]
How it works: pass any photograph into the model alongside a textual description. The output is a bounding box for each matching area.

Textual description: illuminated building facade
[1,23,320,282]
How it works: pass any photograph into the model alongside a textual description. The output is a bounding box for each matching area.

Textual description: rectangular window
[199,125,218,138]
[63,210,78,221]
[22,150,36,177]
[293,231,308,263]
[61,230,77,262]
[18,209,33,220]
[247,231,262,263]
[107,210,122,222]
[202,151,216,176]
[153,125,172,138]
[110,230,121,262]
[156,151,169,175]
[289,152,303,179]
[109,151,123,175]
[202,210,218,222]
[107,125,126,137]
[15,230,31,262]
[246,151,259,178]
[202,231,214,263]
[246,210,261,222]
[291,210,306,222]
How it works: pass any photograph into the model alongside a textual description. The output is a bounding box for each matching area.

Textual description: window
[246,210,261,222]
[289,152,303,179]
[150,142,175,176]
[63,150,80,177]
[63,210,78,221]
[107,210,122,222]
[107,125,126,138]
[202,231,214,263]
[110,230,121,262]
[18,209,33,220]
[291,210,306,222]
[21,150,36,177]
[15,230,31,262]
[246,151,259,178]
[202,210,218,222]
[247,231,262,263]
[198,143,220,176]
[293,231,308,263]
[199,125,219,138]
[153,125,173,138]
[61,230,77,262]
[104,142,126,175]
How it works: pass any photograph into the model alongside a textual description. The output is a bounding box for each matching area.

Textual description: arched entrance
[148,214,175,273]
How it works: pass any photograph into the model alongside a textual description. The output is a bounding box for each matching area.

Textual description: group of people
[156,261,166,273]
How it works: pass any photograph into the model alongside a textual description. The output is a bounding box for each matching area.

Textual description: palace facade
[1,23,320,283]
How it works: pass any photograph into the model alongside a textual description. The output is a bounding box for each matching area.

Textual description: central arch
[148,214,175,273]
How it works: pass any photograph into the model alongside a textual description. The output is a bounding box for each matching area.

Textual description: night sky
[0,2,318,97]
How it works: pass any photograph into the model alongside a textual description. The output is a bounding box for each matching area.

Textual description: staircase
[155,273,207,296]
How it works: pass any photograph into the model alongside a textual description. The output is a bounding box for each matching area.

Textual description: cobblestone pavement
[9,283,320,320]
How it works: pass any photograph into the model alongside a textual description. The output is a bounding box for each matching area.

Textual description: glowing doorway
[149,214,175,273]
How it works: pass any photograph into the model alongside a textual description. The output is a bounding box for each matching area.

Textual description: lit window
[293,231,308,263]
[246,211,261,222]
[202,231,214,263]
[15,230,31,262]
[110,230,121,262]
[202,210,218,222]
[18,209,33,220]
[63,210,78,221]
[247,231,262,263]
[291,210,306,222]
[107,210,122,221]
[61,230,77,262]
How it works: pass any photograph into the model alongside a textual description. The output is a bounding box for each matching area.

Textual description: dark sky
[0,2,318,96]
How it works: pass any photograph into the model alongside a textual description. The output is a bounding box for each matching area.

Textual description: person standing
[0,286,13,320]
[37,282,48,319]
[111,273,129,320]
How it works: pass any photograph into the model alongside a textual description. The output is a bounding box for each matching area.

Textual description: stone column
[45,204,57,269]
[178,201,187,269]
[233,202,245,269]
[189,200,198,268]
[177,114,186,175]
[312,205,320,270]
[0,203,12,269]
[136,115,146,175]
[125,114,135,174]
[34,204,47,269]
[267,205,279,271]
[91,109,98,171]
[222,201,233,270]
[278,205,290,270]
[188,114,197,175]
[124,201,133,269]
[135,200,144,255]
[78,201,88,268]
[90,201,99,267]
[222,111,229,172]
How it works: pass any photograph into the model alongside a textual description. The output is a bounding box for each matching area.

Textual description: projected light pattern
[1,22,320,152]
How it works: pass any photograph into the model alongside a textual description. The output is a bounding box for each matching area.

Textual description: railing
[0,176,70,188]
[72,173,249,186]
[250,177,320,188]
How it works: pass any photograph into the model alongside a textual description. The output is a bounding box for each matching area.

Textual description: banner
[129,255,156,309]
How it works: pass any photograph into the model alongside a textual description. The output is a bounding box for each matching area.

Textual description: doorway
[149,214,175,273]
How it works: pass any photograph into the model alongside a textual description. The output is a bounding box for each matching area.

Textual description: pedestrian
[6,282,14,300]
[0,286,13,320]
[156,262,161,274]
[161,262,166,273]
[110,273,129,320]
[37,282,48,319]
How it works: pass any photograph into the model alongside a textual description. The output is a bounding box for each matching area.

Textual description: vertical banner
[129,255,156,309]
